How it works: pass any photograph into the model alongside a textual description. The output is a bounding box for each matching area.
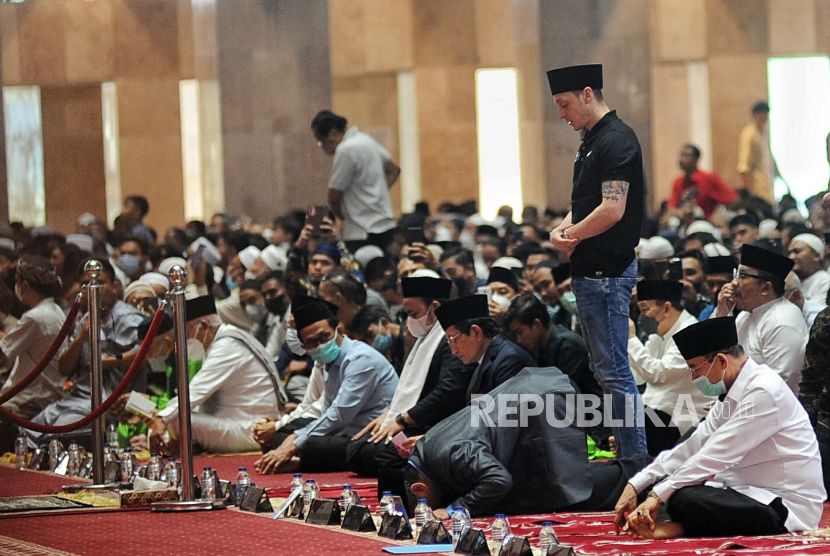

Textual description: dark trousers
[644,407,681,457]
[345,228,394,255]
[345,438,408,500]
[667,485,789,537]
[568,454,653,511]
[266,418,350,473]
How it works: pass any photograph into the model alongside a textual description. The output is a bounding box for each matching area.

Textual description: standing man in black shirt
[546,64,647,457]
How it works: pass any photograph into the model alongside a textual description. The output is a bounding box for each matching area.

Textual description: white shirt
[382,321,444,427]
[159,324,280,426]
[735,297,807,393]
[0,298,67,418]
[629,358,825,532]
[328,126,395,240]
[273,362,325,431]
[628,310,713,433]
[800,270,829,327]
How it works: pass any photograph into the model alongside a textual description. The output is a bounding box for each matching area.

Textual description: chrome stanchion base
[151,499,228,512]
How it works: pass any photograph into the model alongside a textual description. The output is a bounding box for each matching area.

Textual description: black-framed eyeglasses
[446,331,464,346]
[301,330,335,350]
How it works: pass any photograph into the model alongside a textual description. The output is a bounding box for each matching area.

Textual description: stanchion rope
[0,294,84,406]
[0,302,167,434]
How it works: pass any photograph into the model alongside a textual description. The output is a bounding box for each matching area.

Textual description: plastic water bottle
[120,448,133,482]
[106,421,119,450]
[338,484,355,513]
[378,490,395,516]
[236,467,251,505]
[303,479,318,507]
[66,443,81,477]
[201,467,216,499]
[491,513,510,545]
[15,434,28,471]
[290,473,304,493]
[162,457,178,487]
[414,498,431,532]
[538,521,558,553]
[451,506,470,543]
[48,439,63,472]
[146,453,162,481]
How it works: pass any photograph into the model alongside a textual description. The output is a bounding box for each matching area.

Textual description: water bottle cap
[417,498,427,503]
[294,473,303,477]
[124,448,132,452]
[151,452,159,457]
[168,457,176,462]
[495,513,505,518]
[542,520,553,526]
[203,466,211,471]
[239,466,247,471]
[342,483,352,488]
[382,490,392,495]
[307,479,315,483]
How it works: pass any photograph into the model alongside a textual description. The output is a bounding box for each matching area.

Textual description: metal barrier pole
[84,260,105,485]
[168,265,195,501]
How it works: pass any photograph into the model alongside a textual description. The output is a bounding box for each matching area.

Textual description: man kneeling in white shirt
[615,317,825,539]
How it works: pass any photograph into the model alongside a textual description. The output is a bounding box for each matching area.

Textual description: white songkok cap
[791,233,825,256]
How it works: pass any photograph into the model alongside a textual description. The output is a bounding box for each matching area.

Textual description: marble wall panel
[113,0,180,79]
[0,6,22,85]
[364,0,413,73]
[652,0,707,61]
[706,0,768,56]
[16,2,67,85]
[63,0,115,83]
[768,0,817,54]
[413,0,478,67]
[817,0,830,53]
[41,85,106,234]
[329,0,367,77]
[650,63,692,206]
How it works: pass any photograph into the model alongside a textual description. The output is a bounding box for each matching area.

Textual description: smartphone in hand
[306,205,329,233]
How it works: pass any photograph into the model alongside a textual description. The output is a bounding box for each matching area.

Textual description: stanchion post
[168,265,195,501]
[84,260,105,485]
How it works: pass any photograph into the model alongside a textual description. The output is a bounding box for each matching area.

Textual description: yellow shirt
[737,123,775,204]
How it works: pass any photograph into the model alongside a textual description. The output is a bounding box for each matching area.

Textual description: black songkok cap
[293,300,337,332]
[636,280,683,303]
[475,225,499,238]
[436,294,488,329]
[487,266,519,292]
[434,241,461,253]
[401,276,452,300]
[552,262,571,285]
[740,244,794,280]
[705,256,738,275]
[673,317,739,360]
[185,296,216,321]
[138,313,173,340]
[546,64,603,95]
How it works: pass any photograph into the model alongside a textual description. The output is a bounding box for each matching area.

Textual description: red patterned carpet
[3,458,830,555]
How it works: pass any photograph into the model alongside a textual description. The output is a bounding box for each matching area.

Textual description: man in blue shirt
[255,298,397,473]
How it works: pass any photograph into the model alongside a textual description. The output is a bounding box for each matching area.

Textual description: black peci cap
[546,64,603,95]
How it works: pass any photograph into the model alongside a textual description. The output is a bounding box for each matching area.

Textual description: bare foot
[648,521,684,539]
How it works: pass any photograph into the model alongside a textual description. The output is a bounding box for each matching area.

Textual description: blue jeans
[572,258,647,456]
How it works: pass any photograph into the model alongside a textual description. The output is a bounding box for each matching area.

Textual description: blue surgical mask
[225,276,237,292]
[117,254,141,277]
[692,358,727,397]
[372,330,392,353]
[308,335,341,365]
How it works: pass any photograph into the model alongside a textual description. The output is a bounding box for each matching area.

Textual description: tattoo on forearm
[602,180,629,202]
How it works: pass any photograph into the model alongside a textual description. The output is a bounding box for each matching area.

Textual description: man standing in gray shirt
[311,110,400,253]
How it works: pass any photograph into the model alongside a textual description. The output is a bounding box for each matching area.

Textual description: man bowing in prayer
[615,317,824,539]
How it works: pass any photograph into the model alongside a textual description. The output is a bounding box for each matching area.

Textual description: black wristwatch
[395,413,408,427]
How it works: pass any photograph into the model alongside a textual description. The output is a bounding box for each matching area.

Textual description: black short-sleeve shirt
[569,111,645,277]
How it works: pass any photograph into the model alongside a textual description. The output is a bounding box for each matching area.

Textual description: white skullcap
[492,256,523,270]
[123,281,156,300]
[637,236,674,260]
[686,219,717,236]
[702,242,730,257]
[138,272,170,290]
[260,245,287,271]
[426,244,443,262]
[781,208,805,224]
[189,236,221,266]
[261,228,274,242]
[159,257,187,276]
[758,219,778,239]
[238,246,261,269]
[77,212,97,227]
[791,233,825,256]
[66,234,93,253]
[410,268,441,279]
[216,294,253,331]
[0,238,14,251]
[353,245,385,269]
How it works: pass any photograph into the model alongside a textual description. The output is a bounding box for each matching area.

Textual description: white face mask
[491,293,511,310]
[406,310,434,338]
[186,338,206,362]
[285,326,305,355]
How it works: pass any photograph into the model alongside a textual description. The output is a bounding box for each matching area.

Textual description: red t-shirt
[669,169,737,217]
